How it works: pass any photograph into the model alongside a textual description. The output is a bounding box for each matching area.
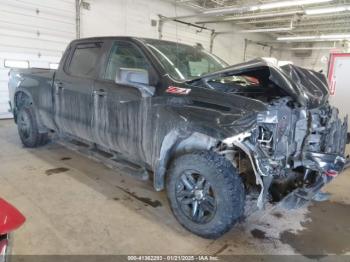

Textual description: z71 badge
[166,86,191,95]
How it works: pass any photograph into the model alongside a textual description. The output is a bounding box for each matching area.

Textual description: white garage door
[0,0,76,119]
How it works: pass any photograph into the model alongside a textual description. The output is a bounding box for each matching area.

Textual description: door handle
[55,81,64,90]
[93,89,106,97]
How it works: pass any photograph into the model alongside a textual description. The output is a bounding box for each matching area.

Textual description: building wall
[213,30,274,65]
[278,42,350,73]
[279,48,331,73]
[80,0,276,65]
[0,0,279,117]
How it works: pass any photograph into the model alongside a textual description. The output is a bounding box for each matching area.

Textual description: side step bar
[56,136,149,181]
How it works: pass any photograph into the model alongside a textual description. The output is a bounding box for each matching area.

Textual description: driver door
[93,40,156,164]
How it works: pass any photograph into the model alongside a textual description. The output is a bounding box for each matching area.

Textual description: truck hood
[188,59,329,109]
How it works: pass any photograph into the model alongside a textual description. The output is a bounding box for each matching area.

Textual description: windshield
[142,39,228,80]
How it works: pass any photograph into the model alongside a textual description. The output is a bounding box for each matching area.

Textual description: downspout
[243,39,248,61]
[75,0,81,39]
[158,15,164,40]
[209,31,216,53]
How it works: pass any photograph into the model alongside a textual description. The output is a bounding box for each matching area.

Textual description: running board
[56,136,149,181]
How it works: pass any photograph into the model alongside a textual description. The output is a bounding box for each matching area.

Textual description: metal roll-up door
[0,0,76,119]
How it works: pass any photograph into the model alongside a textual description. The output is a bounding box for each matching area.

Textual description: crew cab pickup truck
[8,37,348,239]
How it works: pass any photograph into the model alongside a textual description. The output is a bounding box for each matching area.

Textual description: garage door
[0,0,76,119]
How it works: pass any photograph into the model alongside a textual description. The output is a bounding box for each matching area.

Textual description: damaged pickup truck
[8,37,348,239]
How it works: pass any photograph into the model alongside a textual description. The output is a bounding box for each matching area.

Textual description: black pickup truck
[8,36,348,238]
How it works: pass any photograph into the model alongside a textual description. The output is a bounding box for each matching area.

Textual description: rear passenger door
[54,41,103,141]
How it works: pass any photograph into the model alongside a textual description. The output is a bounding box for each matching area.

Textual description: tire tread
[166,151,245,239]
[17,105,49,148]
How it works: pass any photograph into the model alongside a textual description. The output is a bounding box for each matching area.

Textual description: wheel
[166,151,245,239]
[17,105,48,148]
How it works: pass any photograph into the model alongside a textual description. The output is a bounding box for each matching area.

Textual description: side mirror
[115,68,155,97]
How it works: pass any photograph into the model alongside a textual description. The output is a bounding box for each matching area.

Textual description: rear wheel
[166,151,245,239]
[17,105,48,148]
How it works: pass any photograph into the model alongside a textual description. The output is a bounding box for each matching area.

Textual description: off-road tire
[166,151,245,239]
[17,105,48,148]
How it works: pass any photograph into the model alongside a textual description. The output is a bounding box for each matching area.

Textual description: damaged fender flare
[155,129,268,209]
[154,130,218,191]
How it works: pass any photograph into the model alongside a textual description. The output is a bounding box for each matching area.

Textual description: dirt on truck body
[8,37,348,239]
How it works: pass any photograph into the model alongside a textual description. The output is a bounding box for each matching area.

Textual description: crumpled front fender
[154,130,218,191]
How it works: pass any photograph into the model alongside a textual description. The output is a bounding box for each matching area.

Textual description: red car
[0,199,25,260]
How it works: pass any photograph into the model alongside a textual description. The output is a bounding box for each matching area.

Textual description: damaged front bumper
[280,152,346,209]
[304,152,346,175]
[222,98,348,209]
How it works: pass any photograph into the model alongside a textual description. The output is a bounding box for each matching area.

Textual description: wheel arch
[14,90,47,133]
[153,130,219,191]
[13,90,33,122]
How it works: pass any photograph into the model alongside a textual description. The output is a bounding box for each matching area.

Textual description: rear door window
[68,42,102,78]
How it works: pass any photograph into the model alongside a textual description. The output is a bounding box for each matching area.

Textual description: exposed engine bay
[221,97,348,209]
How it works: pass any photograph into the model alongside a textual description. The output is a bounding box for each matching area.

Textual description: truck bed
[8,68,55,108]
[8,68,56,129]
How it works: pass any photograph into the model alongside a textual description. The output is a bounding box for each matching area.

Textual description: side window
[104,41,150,81]
[68,42,102,78]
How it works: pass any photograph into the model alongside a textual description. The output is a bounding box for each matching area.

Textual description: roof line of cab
[69,36,195,48]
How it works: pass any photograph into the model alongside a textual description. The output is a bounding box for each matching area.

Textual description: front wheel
[17,105,48,148]
[166,151,245,239]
